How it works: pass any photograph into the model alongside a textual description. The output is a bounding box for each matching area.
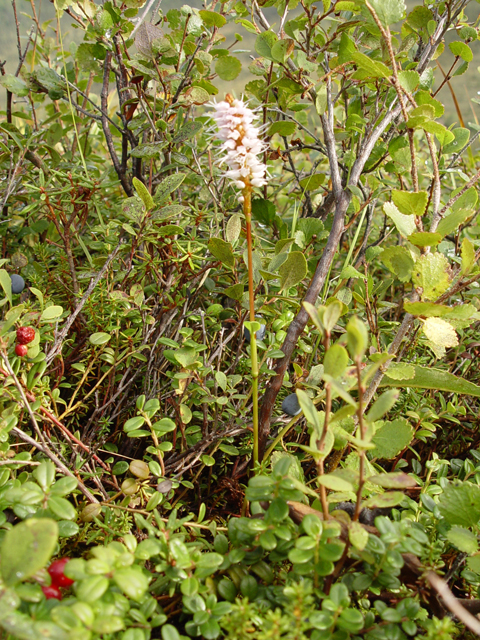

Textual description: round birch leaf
[215,56,242,81]
[423,317,458,349]
[371,418,414,459]
[447,525,479,553]
[438,482,480,527]
[279,251,307,291]
[412,253,451,301]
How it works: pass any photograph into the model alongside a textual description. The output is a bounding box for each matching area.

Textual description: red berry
[42,585,62,600]
[16,327,35,345]
[15,344,28,357]
[48,558,74,588]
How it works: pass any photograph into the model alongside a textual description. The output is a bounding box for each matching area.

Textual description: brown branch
[426,571,480,635]
[101,53,133,197]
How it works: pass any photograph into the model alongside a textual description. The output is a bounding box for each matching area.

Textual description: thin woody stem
[244,186,259,467]
[353,358,366,521]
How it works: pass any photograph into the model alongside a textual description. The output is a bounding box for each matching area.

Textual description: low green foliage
[2,0,480,637]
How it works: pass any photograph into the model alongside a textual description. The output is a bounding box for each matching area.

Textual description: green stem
[244,185,259,468]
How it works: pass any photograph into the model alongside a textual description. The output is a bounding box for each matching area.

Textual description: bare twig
[46,240,122,364]
[101,53,133,196]
[426,571,480,636]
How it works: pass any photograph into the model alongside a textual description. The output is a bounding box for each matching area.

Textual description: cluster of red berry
[14,327,35,358]
[42,558,74,600]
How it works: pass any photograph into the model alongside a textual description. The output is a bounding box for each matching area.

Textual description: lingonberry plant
[1,0,480,638]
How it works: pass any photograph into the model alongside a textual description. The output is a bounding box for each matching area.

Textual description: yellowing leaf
[423,317,458,349]
[383,202,416,238]
[412,253,451,301]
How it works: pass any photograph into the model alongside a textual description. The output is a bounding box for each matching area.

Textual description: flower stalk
[210,94,267,468]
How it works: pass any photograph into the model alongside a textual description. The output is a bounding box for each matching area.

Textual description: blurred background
[1,0,480,128]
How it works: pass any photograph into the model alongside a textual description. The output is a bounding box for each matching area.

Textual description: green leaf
[162,624,181,640]
[452,187,478,212]
[315,84,327,115]
[226,214,242,243]
[380,365,480,397]
[48,495,77,520]
[1,519,58,586]
[0,270,12,306]
[0,75,29,97]
[76,576,109,603]
[363,492,405,509]
[371,418,414,459]
[317,473,354,492]
[153,173,186,205]
[391,190,428,216]
[367,472,417,489]
[383,202,416,238]
[443,127,470,155]
[174,347,198,368]
[422,120,455,146]
[366,389,399,423]
[449,41,473,62]
[199,10,226,27]
[296,390,320,431]
[298,174,324,191]
[416,90,444,118]
[349,521,369,551]
[408,232,442,247]
[113,567,150,601]
[346,316,368,360]
[351,52,391,78]
[271,39,294,63]
[254,31,277,61]
[367,0,405,25]
[223,283,243,301]
[412,253,451,301]
[397,70,419,93]
[446,525,479,553]
[279,251,307,290]
[130,142,167,159]
[438,481,480,527]
[268,121,296,136]
[461,237,476,275]
[208,238,235,267]
[323,344,348,378]
[404,301,452,317]
[132,177,154,211]
[252,198,276,225]
[380,246,414,283]
[385,363,415,380]
[124,416,146,433]
[437,209,472,237]
[215,56,242,81]
[89,332,112,345]
[40,305,64,321]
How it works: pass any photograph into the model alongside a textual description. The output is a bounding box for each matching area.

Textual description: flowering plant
[210,94,268,466]
[210,95,267,200]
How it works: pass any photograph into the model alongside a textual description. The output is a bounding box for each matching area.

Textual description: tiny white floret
[210,95,268,200]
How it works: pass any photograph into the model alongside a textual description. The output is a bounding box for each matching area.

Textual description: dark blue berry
[281,393,301,416]
[244,320,266,343]
[10,274,25,294]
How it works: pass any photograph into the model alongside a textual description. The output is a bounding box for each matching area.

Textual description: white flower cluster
[210,96,267,198]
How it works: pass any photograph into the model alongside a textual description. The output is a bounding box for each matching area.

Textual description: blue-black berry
[244,320,266,343]
[281,393,301,416]
[10,274,25,294]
